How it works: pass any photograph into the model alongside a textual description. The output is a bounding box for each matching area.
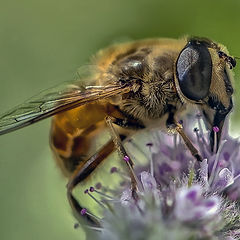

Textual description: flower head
[77,114,240,240]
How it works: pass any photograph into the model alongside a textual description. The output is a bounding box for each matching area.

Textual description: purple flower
[175,185,220,222]
[77,114,240,240]
[140,171,157,192]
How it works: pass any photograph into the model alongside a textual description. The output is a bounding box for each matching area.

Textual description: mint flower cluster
[78,115,240,240]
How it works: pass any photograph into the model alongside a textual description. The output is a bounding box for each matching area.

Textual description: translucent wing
[0,74,130,135]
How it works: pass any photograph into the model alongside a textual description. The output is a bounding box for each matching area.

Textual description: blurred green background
[0,0,240,239]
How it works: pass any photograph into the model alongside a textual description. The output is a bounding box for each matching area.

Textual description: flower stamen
[89,186,114,199]
[84,189,106,209]
[80,208,101,221]
[110,167,131,181]
[213,126,219,154]
[146,143,154,177]
[209,140,227,185]
[196,115,209,151]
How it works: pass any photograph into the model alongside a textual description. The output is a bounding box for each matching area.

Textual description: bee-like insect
[0,37,235,225]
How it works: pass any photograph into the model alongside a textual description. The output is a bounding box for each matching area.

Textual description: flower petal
[140,171,157,191]
[214,168,234,191]
[175,185,220,222]
[120,188,132,206]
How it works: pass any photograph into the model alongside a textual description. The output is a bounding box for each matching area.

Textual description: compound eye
[176,41,212,101]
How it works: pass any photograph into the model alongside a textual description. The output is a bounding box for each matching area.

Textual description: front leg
[105,116,142,194]
[166,105,203,162]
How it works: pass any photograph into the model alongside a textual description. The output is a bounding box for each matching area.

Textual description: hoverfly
[0,37,235,225]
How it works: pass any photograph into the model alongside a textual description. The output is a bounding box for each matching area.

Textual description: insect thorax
[106,45,183,121]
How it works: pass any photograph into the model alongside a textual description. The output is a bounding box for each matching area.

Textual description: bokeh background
[0,0,240,239]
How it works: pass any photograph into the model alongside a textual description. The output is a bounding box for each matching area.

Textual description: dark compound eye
[176,40,212,101]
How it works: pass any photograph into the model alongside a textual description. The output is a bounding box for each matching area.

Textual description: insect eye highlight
[176,41,212,101]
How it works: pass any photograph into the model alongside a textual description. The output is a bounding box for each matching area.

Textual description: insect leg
[166,106,202,161]
[175,123,203,161]
[67,140,115,226]
[105,116,139,194]
[108,117,145,130]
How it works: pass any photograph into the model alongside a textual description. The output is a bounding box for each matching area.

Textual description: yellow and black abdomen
[50,102,110,177]
[50,101,127,177]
